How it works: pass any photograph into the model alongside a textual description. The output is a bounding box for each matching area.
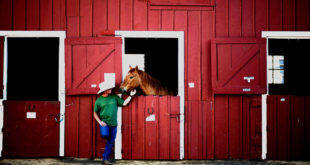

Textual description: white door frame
[0,31,66,157]
[115,31,185,160]
[261,31,310,159]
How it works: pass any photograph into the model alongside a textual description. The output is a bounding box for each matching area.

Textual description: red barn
[0,0,310,161]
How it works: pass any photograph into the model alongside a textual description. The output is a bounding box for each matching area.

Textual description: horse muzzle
[119,88,127,94]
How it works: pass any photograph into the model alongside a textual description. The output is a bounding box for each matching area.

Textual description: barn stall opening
[0,0,310,161]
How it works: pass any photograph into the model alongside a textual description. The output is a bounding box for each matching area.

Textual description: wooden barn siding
[0,0,309,159]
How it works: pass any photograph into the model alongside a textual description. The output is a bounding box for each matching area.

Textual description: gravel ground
[1,158,310,165]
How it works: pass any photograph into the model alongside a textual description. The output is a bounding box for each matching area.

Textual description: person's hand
[130,89,136,96]
[99,121,107,126]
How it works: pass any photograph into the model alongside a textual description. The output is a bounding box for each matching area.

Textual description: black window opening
[125,38,178,96]
[268,39,310,95]
[7,37,59,101]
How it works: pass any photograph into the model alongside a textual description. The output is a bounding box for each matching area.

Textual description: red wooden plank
[276,95,290,160]
[184,101,189,159]
[174,10,188,101]
[65,96,79,157]
[305,96,310,160]
[13,0,26,30]
[228,96,242,159]
[78,96,93,158]
[267,95,276,159]
[122,97,134,159]
[242,96,250,159]
[188,100,200,159]
[170,96,180,160]
[145,96,158,159]
[216,44,231,82]
[255,0,268,37]
[150,0,214,6]
[214,95,229,159]
[26,0,39,30]
[201,101,209,159]
[133,0,147,30]
[215,0,228,37]
[53,0,66,30]
[93,0,107,36]
[80,0,93,37]
[120,0,133,30]
[242,0,255,37]
[269,0,282,31]
[296,0,309,31]
[282,0,296,31]
[249,96,262,159]
[40,0,53,30]
[108,0,119,30]
[205,100,214,159]
[92,96,97,157]
[85,45,103,88]
[158,96,169,159]
[229,0,241,37]
[0,0,12,30]
[131,96,145,159]
[67,17,80,37]
[148,10,161,31]
[161,10,174,30]
[291,96,305,160]
[201,11,214,100]
[188,11,201,101]
[67,0,79,16]
[72,45,87,88]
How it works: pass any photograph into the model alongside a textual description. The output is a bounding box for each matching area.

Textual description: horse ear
[135,65,138,71]
[129,65,132,70]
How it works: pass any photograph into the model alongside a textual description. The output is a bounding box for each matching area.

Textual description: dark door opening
[125,38,178,95]
[268,39,310,95]
[7,37,59,101]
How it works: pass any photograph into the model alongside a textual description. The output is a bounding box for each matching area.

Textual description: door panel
[2,101,60,157]
[122,96,180,160]
[211,38,266,94]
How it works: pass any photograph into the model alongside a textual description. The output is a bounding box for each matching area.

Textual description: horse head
[119,65,141,94]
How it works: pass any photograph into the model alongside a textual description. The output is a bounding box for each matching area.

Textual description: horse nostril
[119,88,126,94]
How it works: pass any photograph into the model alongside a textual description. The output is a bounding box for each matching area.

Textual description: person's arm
[123,89,136,106]
[94,112,106,126]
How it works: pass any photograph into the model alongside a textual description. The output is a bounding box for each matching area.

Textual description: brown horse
[119,66,175,96]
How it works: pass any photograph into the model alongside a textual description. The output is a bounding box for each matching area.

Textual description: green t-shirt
[94,94,124,126]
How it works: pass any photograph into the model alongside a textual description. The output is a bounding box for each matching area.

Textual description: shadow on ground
[1,158,310,165]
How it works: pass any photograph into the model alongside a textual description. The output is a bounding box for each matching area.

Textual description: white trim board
[115,30,185,160]
[0,31,66,157]
[262,31,310,38]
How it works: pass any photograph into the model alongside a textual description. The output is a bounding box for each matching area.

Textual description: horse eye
[129,76,134,79]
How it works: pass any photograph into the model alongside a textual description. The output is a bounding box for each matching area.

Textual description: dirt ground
[1,158,310,165]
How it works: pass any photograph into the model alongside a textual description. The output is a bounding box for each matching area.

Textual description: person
[94,80,136,165]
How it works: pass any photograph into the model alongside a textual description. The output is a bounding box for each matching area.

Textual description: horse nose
[119,88,126,94]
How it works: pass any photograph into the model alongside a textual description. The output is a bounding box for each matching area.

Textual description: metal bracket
[244,76,254,83]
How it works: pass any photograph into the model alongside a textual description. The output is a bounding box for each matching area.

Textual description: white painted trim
[115,30,185,160]
[0,31,66,157]
[262,31,310,38]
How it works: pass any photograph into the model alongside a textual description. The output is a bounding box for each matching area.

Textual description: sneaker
[103,160,112,165]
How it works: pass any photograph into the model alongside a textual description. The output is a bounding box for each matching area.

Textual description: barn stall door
[212,38,265,159]
[211,38,266,94]
[65,37,122,158]
[122,96,180,160]
[2,37,60,157]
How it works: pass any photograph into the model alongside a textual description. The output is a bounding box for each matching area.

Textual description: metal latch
[244,76,254,83]
[169,113,180,121]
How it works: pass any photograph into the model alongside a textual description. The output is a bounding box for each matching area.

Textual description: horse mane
[137,69,165,90]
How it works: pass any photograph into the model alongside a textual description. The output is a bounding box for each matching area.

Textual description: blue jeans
[100,125,117,161]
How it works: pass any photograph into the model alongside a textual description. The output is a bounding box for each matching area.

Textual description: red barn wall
[0,0,309,159]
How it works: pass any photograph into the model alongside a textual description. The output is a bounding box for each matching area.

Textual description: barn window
[268,39,310,95]
[267,55,284,84]
[7,37,59,101]
[124,38,178,95]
